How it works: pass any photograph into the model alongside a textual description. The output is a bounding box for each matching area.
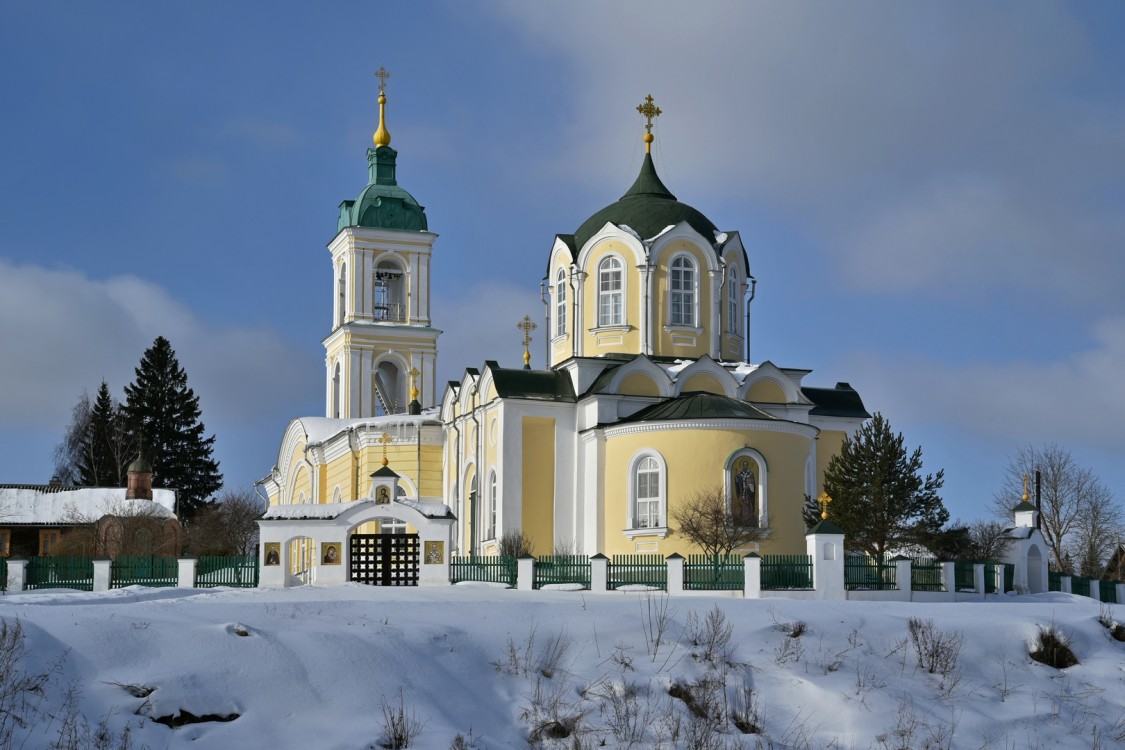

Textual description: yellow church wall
[289,464,313,505]
[602,427,813,557]
[816,429,847,497]
[618,372,661,397]
[520,417,556,555]
[746,379,787,403]
[679,373,726,395]
[581,240,642,354]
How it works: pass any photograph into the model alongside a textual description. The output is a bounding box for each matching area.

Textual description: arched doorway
[1027,544,1045,593]
[288,536,316,585]
[348,512,419,586]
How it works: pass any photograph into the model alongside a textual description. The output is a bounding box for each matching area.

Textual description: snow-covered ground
[1,584,1122,749]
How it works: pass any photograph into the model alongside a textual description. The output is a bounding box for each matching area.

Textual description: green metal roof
[573,153,718,250]
[802,382,870,419]
[487,363,576,402]
[618,391,777,423]
[1012,501,1037,512]
[808,519,845,535]
[337,146,428,232]
[370,465,400,479]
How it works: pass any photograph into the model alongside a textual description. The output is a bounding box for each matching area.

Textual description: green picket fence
[609,555,666,590]
[685,555,745,590]
[911,558,944,592]
[0,558,6,592]
[844,556,896,591]
[450,555,516,587]
[1071,576,1091,597]
[196,556,259,588]
[954,561,976,591]
[1048,570,1062,591]
[534,555,590,589]
[25,557,94,591]
[983,562,999,594]
[1002,563,1014,593]
[1099,579,1118,603]
[761,554,813,590]
[111,556,178,588]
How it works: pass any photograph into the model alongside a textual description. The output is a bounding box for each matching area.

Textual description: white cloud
[0,258,317,433]
[836,316,1125,449]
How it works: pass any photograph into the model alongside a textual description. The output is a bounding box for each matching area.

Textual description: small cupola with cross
[1013,475,1039,529]
[369,432,401,505]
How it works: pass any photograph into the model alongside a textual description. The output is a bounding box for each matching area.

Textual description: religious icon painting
[376,486,391,505]
[730,455,759,527]
[321,542,341,565]
[424,540,444,565]
[263,542,280,566]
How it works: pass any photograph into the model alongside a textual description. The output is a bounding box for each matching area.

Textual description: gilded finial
[817,491,832,520]
[378,431,393,467]
[636,94,662,154]
[517,315,537,369]
[373,67,391,148]
[1022,474,1029,503]
[409,366,420,402]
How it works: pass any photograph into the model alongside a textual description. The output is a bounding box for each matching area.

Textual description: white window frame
[555,268,567,337]
[669,254,697,327]
[486,469,497,541]
[626,451,668,537]
[597,256,625,327]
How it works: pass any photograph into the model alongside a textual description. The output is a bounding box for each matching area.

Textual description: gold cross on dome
[817,491,832,520]
[517,315,537,368]
[636,94,662,134]
[409,366,420,401]
[378,431,393,466]
[374,66,391,93]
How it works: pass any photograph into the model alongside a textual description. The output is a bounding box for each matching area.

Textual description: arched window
[633,455,663,529]
[597,257,624,327]
[373,260,405,322]
[337,263,347,327]
[670,256,696,326]
[555,268,567,337]
[487,470,498,540]
[726,450,768,528]
[727,268,739,334]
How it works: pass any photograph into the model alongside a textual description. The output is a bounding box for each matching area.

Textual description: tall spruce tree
[823,412,947,559]
[76,381,130,486]
[122,337,222,521]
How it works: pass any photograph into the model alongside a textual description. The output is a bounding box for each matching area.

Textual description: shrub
[1029,625,1079,669]
[907,617,963,676]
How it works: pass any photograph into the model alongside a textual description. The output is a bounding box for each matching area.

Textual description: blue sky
[2,2,1124,524]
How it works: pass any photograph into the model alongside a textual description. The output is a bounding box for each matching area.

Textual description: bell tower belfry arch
[323,69,440,417]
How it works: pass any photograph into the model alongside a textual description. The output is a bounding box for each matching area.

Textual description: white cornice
[604,418,818,440]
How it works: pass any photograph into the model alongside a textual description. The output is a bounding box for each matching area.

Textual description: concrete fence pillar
[940,562,955,593]
[1089,579,1101,602]
[972,564,986,598]
[6,559,26,592]
[92,560,112,592]
[590,554,608,594]
[517,556,535,591]
[178,558,197,589]
[1116,583,1125,604]
[666,554,684,595]
[894,557,912,601]
[743,554,761,599]
[1061,576,1072,594]
[806,522,845,600]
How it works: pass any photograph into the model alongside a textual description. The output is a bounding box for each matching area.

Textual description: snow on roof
[396,497,454,519]
[294,414,440,446]
[660,358,759,382]
[0,486,177,525]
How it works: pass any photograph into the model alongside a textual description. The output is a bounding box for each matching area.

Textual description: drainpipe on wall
[744,275,758,363]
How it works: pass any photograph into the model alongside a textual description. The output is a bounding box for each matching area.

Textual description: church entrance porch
[349,533,420,586]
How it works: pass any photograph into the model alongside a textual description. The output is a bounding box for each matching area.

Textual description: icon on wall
[264,543,280,566]
[424,541,444,565]
[322,542,341,565]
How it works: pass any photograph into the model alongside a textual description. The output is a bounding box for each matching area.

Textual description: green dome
[574,153,718,250]
[337,145,428,233]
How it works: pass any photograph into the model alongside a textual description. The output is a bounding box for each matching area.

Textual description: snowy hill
[1,585,1122,749]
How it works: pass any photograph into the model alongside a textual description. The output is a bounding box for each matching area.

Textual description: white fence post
[743,554,761,599]
[1061,576,1072,594]
[6,559,26,592]
[517,556,535,591]
[894,557,912,601]
[590,554,608,594]
[940,561,955,593]
[805,521,845,600]
[666,554,684,595]
[92,560,112,592]
[178,558,197,589]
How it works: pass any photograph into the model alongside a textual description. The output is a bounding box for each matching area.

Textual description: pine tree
[123,337,222,521]
[823,412,947,559]
[76,381,130,486]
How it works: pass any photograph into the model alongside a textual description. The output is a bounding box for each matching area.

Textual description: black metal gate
[349,534,419,586]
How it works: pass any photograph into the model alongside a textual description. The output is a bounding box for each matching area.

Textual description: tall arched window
[373,260,405,322]
[727,268,740,334]
[670,256,696,326]
[598,257,624,327]
[555,268,567,337]
[633,455,663,529]
[487,470,498,540]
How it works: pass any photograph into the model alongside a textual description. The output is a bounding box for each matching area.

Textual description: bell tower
[323,69,441,417]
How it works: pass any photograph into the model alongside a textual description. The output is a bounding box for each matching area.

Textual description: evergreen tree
[123,337,222,521]
[76,381,130,486]
[823,412,947,559]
